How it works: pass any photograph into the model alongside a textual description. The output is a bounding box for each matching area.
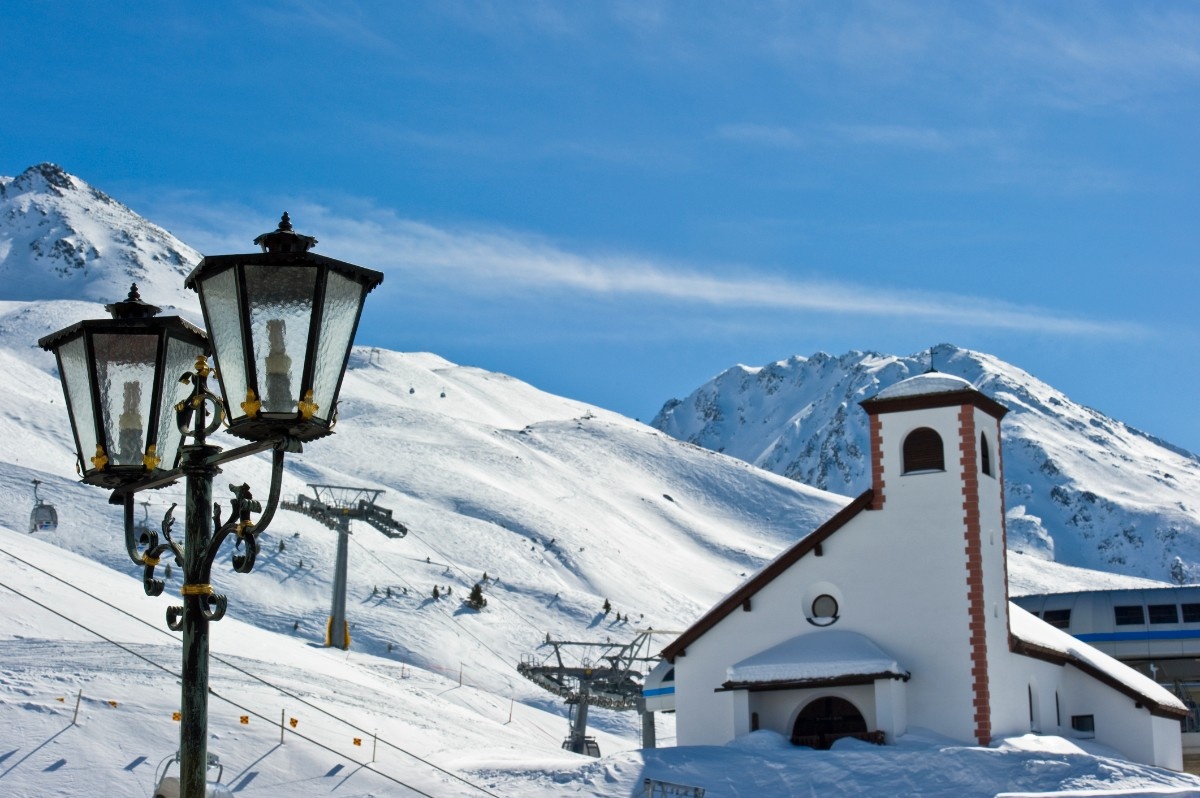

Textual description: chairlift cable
[0,546,502,798]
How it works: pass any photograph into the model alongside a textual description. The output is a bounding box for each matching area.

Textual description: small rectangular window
[1114,605,1145,626]
[1148,604,1179,624]
[1043,609,1071,629]
[1183,604,1200,623]
[1071,714,1095,734]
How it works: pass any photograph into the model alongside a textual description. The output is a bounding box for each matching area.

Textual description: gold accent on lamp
[143,444,161,471]
[298,389,319,420]
[91,444,109,471]
[241,389,262,417]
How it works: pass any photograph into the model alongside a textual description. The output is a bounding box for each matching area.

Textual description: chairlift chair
[561,736,601,757]
[29,480,58,533]
[152,751,234,798]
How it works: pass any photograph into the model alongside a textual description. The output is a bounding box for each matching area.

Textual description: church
[658,371,1185,769]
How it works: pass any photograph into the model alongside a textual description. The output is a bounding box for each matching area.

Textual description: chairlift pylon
[29,479,57,533]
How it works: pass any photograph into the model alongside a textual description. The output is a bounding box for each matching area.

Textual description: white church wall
[673,632,739,746]
[1059,666,1182,770]
[1150,715,1186,772]
[986,654,1068,738]
[874,677,908,742]
[974,406,1015,727]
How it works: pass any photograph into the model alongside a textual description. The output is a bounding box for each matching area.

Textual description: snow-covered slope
[1,164,1184,796]
[653,345,1200,582]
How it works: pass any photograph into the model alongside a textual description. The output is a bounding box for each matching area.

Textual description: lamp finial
[254,213,317,254]
[105,283,161,320]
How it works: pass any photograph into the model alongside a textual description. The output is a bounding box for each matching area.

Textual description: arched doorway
[791,696,868,749]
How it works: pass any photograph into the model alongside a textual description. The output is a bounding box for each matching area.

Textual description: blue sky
[5,2,1200,451]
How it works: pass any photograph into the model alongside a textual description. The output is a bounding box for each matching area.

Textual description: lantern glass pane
[154,335,206,470]
[312,270,367,423]
[58,335,99,470]
[93,332,158,467]
[245,264,317,415]
[199,267,249,421]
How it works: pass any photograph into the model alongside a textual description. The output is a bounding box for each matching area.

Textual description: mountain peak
[0,163,200,311]
[15,162,77,193]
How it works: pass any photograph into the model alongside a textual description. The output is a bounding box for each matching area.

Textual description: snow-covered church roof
[1008,604,1187,718]
[860,369,1007,420]
[724,630,909,688]
[872,371,974,401]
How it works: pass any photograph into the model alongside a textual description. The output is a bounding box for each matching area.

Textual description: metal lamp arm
[119,493,180,597]
[237,443,291,541]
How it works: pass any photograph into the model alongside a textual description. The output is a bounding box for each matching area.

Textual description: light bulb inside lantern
[117,380,144,465]
[264,319,294,412]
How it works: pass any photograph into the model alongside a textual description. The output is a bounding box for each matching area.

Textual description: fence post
[72,689,82,725]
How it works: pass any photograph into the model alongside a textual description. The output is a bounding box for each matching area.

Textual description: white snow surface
[872,370,975,400]
[725,629,906,684]
[1008,551,1169,597]
[1,164,1195,796]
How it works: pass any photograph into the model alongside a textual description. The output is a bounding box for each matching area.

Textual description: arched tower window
[902,427,944,474]
[981,432,993,477]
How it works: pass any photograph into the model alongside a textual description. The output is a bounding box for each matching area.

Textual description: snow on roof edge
[1009,603,1186,713]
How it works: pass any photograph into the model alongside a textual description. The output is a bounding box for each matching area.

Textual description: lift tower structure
[518,629,677,754]
[281,484,407,649]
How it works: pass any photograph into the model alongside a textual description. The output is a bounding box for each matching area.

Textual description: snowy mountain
[0,163,200,311]
[652,346,1200,582]
[0,164,1188,796]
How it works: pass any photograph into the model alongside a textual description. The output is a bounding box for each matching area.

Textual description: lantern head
[184,213,383,442]
[38,285,209,488]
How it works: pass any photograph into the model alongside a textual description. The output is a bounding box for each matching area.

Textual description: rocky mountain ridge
[653,345,1200,581]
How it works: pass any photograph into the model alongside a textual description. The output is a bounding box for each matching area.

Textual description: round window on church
[812,594,839,620]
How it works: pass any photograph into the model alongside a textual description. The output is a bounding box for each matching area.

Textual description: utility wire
[0,546,502,798]
[0,578,439,797]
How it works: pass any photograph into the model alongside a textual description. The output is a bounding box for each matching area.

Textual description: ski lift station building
[655,372,1186,769]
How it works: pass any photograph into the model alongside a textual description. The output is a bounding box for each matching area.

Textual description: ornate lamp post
[38,215,383,798]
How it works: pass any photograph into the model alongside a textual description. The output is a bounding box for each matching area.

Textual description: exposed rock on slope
[653,344,1200,581]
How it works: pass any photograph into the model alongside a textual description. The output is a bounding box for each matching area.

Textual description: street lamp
[38,214,383,798]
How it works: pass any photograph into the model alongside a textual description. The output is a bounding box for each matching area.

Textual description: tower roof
[860,372,1007,420]
[873,371,973,400]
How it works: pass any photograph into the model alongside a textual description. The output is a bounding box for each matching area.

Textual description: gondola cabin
[29,480,57,533]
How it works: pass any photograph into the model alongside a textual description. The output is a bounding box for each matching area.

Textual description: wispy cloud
[154,197,1141,339]
[714,124,806,150]
[831,123,952,151]
[718,121,1004,154]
